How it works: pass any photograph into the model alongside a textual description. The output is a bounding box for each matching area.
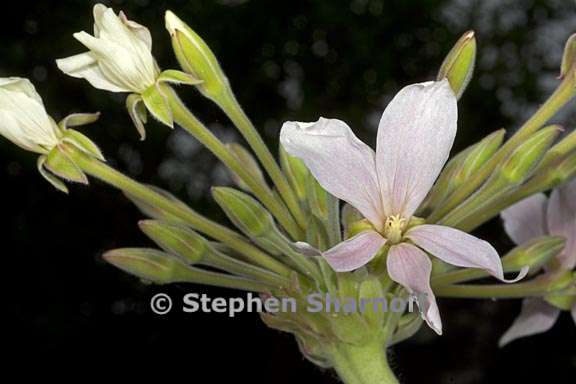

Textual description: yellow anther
[384,215,407,244]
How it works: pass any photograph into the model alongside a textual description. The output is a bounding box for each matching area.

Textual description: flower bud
[57,4,159,94]
[498,125,561,184]
[501,235,566,273]
[437,30,477,98]
[535,128,575,171]
[124,185,192,223]
[103,248,192,284]
[280,145,310,201]
[226,143,268,192]
[560,33,576,79]
[544,271,575,311]
[165,10,229,99]
[212,187,274,237]
[138,220,208,264]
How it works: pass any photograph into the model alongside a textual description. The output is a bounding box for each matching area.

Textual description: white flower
[499,178,576,346]
[280,80,527,334]
[0,77,60,153]
[56,4,159,94]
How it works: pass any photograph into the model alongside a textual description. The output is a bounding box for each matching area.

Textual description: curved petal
[407,224,528,282]
[547,179,576,269]
[376,80,457,218]
[322,230,386,272]
[280,118,385,228]
[0,77,43,104]
[499,298,560,347]
[387,243,442,334]
[501,193,548,245]
[56,52,130,93]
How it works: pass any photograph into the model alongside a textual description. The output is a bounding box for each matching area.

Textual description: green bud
[165,10,229,99]
[498,126,560,184]
[543,271,575,310]
[535,128,576,171]
[138,220,208,264]
[437,30,477,98]
[306,215,330,251]
[358,276,386,328]
[42,146,88,184]
[280,145,310,201]
[212,187,274,237]
[103,248,191,284]
[419,130,504,214]
[501,235,566,273]
[226,143,268,192]
[341,203,363,238]
[560,33,576,79]
[124,184,191,223]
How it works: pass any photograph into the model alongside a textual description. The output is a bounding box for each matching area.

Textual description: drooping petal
[501,193,548,245]
[280,118,385,228]
[407,224,528,282]
[547,179,576,269]
[375,80,457,218]
[56,52,130,93]
[322,230,386,272]
[387,243,442,334]
[499,298,560,347]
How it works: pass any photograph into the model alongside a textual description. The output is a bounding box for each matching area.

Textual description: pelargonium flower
[0,77,60,154]
[500,178,575,346]
[56,3,159,94]
[281,80,527,334]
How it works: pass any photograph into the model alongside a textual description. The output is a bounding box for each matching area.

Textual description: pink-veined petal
[280,118,385,228]
[501,193,548,245]
[547,179,576,269]
[322,230,386,272]
[407,224,528,282]
[375,80,457,218]
[499,298,560,347]
[387,243,442,335]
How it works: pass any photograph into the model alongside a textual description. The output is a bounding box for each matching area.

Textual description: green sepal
[61,129,105,161]
[280,144,310,201]
[58,112,101,130]
[559,33,576,79]
[141,82,173,128]
[126,93,148,140]
[44,146,88,184]
[158,69,203,86]
[226,143,268,192]
[37,155,68,193]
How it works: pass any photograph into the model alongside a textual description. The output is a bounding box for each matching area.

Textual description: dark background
[1,0,575,382]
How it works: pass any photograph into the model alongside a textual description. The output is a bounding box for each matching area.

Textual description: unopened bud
[226,143,267,192]
[165,10,229,99]
[212,187,274,237]
[501,235,566,273]
[124,185,191,223]
[498,126,560,184]
[280,145,310,201]
[560,33,576,79]
[437,30,477,98]
[139,220,208,264]
[103,248,191,284]
[453,129,505,184]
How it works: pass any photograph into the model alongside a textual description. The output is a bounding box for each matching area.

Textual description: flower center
[383,215,407,244]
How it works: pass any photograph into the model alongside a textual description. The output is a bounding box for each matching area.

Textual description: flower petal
[375,80,457,218]
[501,193,548,245]
[499,298,560,347]
[0,77,43,104]
[407,224,528,282]
[322,230,386,272]
[547,179,576,269]
[280,118,385,228]
[56,52,130,93]
[387,243,442,334]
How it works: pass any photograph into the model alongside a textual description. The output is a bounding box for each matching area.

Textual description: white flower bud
[56,4,159,94]
[0,77,60,153]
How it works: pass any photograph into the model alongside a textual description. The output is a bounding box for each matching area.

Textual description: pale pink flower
[499,178,576,346]
[281,80,527,334]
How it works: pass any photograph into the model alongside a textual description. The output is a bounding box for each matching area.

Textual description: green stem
[434,280,553,299]
[329,341,399,384]
[63,144,293,279]
[428,77,575,223]
[214,88,307,230]
[167,89,304,240]
[176,266,274,293]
